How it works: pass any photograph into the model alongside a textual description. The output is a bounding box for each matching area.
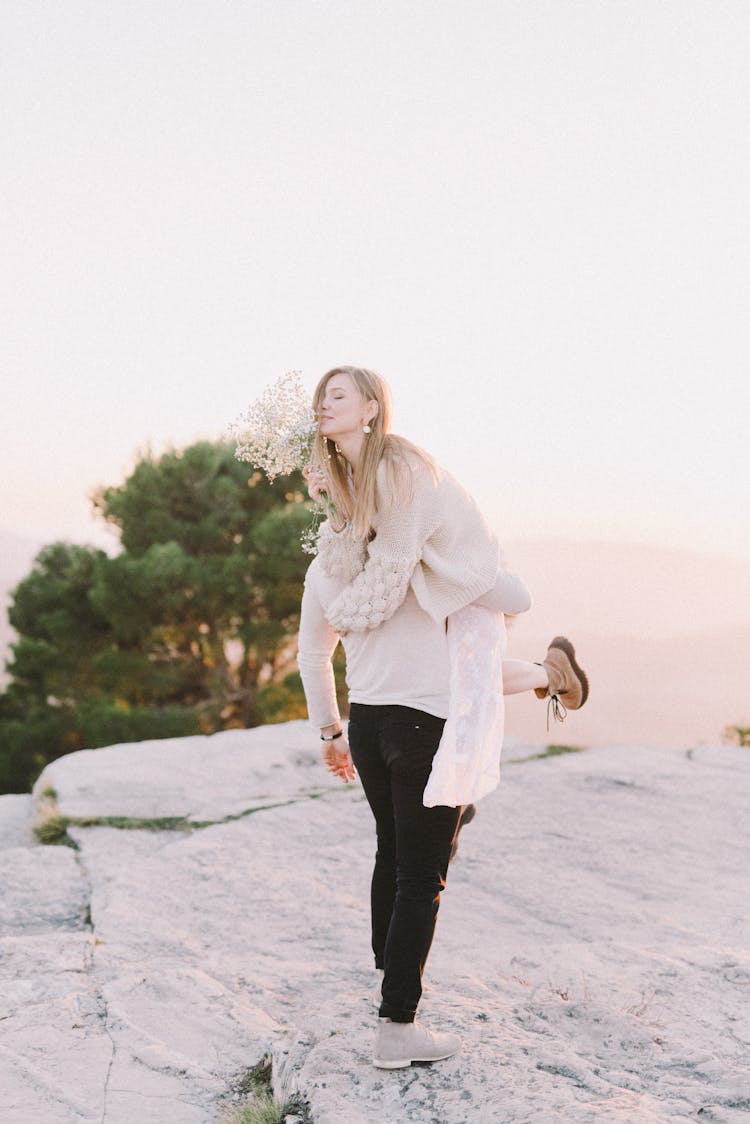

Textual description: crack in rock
[70,839,118,1124]
[99,996,117,1124]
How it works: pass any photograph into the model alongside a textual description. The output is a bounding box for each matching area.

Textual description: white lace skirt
[422,605,506,808]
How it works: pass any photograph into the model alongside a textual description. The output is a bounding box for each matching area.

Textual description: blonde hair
[311,366,437,541]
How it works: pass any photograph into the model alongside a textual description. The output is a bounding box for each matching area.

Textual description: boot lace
[546,694,568,731]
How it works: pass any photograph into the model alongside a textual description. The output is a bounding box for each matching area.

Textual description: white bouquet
[229,370,334,554]
[230,370,316,481]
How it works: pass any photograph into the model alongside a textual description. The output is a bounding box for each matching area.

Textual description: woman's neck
[334,432,365,470]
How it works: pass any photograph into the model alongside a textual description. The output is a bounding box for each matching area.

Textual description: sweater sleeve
[324,464,438,634]
[473,568,532,615]
[297,561,342,728]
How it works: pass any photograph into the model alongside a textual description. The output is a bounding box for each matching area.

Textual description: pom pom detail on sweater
[326,554,418,633]
[316,522,368,583]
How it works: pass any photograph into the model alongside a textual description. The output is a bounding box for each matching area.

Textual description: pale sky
[2,0,749,561]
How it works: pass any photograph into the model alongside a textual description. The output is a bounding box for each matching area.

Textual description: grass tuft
[222,1057,311,1124]
[34,812,194,841]
[724,724,750,747]
[80,815,193,832]
[33,786,77,847]
[33,814,76,847]
[539,744,585,758]
[33,791,348,850]
[508,744,586,765]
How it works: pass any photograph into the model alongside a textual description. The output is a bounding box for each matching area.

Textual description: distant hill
[504,624,750,750]
[502,538,750,640]
[499,540,750,747]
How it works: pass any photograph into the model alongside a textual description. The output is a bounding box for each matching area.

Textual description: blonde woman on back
[297,365,588,1070]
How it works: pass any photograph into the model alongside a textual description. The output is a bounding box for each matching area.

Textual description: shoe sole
[549,636,590,708]
[373,1056,414,1069]
[373,1048,459,1069]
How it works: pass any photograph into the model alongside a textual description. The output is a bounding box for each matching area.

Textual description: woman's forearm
[298,652,341,728]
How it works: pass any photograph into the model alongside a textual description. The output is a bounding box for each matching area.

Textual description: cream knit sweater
[321,460,530,634]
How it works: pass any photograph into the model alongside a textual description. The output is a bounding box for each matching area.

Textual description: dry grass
[221,1058,310,1124]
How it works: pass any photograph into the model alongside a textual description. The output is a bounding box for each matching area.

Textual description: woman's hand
[302,464,327,503]
[303,464,346,533]
[321,733,356,783]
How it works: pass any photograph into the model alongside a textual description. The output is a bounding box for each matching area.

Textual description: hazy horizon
[2,526,748,747]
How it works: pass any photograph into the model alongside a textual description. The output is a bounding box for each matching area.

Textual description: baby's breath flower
[230,370,337,555]
[300,516,323,556]
[229,370,317,481]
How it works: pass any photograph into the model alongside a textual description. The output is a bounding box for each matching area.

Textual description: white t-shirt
[298,555,451,727]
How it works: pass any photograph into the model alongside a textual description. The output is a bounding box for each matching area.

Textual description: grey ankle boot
[373,1017,462,1069]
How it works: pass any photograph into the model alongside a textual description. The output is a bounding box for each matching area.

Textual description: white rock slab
[0,931,111,1122]
[33,722,339,822]
[0,845,88,932]
[62,788,370,1121]
[2,729,747,1122]
[0,794,34,849]
[265,742,750,1123]
[0,834,114,1121]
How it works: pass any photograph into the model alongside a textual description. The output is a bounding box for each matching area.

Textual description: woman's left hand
[303,464,327,503]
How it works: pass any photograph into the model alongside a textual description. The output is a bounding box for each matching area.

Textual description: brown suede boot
[534,636,589,710]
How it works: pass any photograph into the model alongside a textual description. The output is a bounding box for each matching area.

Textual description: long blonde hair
[311,366,437,541]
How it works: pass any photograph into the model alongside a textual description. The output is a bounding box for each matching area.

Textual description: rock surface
[1,725,748,1122]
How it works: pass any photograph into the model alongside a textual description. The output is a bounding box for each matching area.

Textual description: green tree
[1,441,314,793]
[91,442,311,726]
[6,542,111,706]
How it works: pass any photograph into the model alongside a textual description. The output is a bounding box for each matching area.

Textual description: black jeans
[347,702,462,1023]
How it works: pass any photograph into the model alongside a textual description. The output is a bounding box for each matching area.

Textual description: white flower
[229,371,316,481]
[230,370,341,557]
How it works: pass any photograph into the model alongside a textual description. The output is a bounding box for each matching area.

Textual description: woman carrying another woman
[297,365,588,1070]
